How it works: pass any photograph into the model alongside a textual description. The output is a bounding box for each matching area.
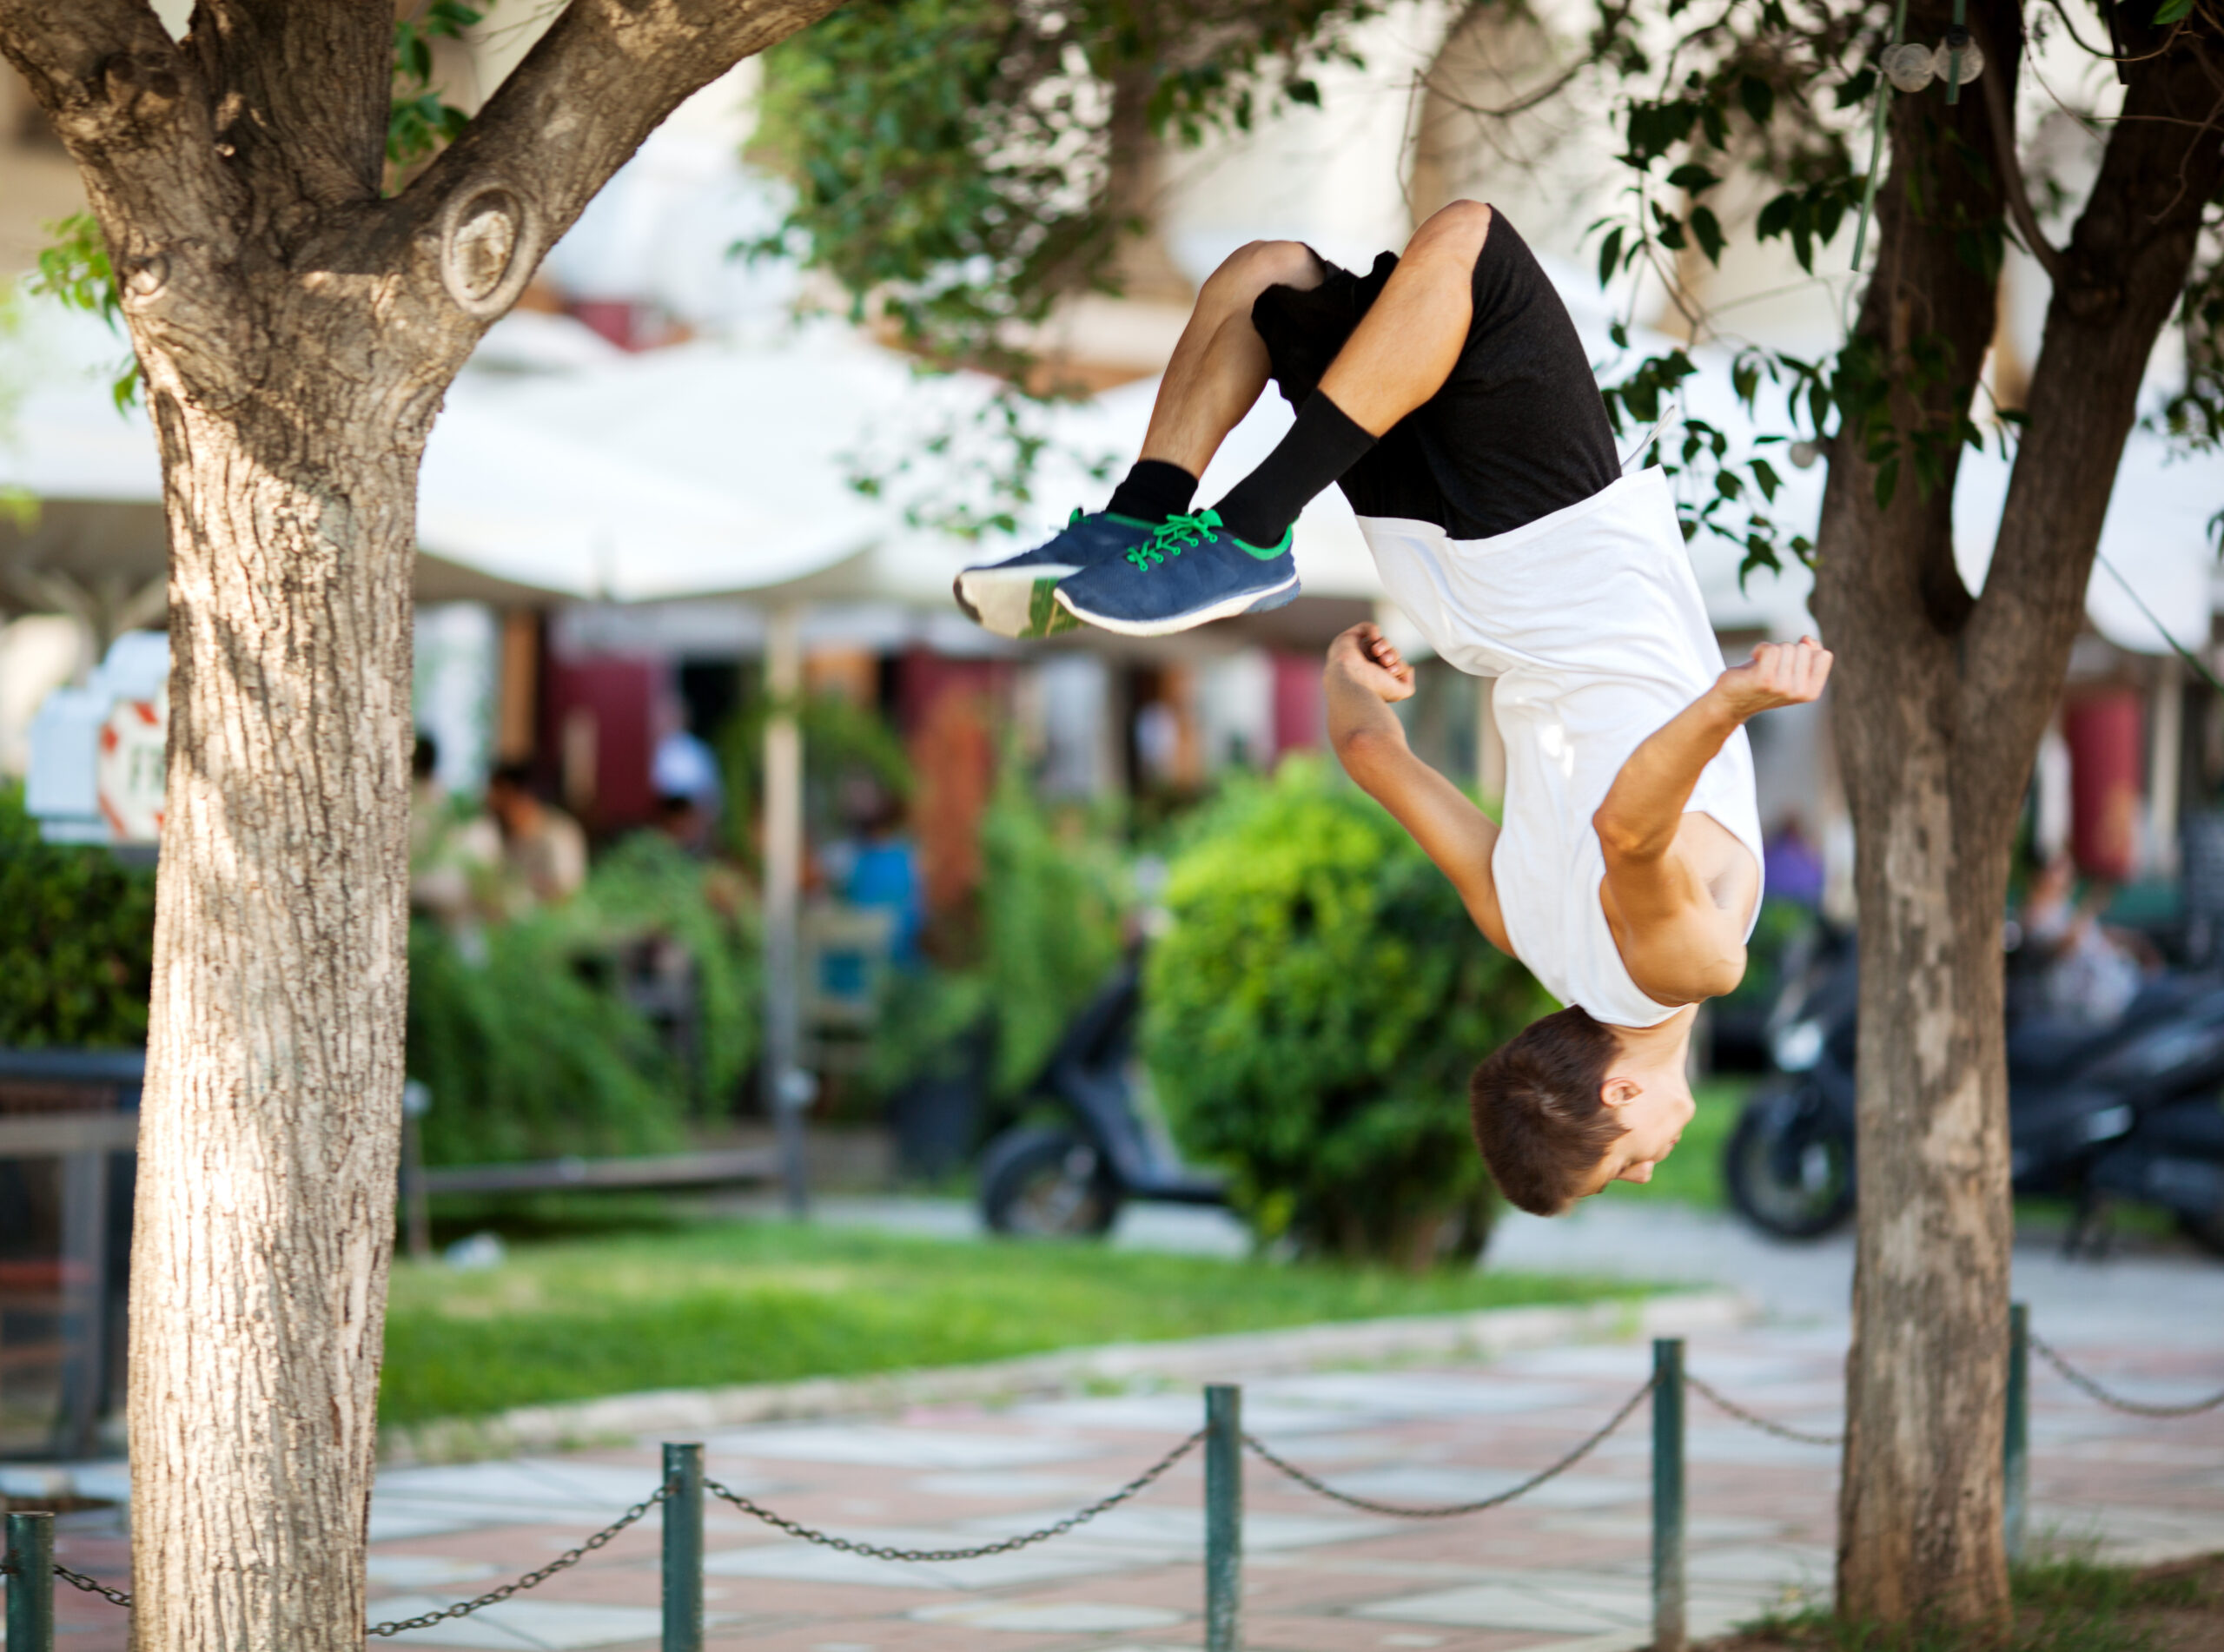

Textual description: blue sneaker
[954,510,1159,638]
[1052,509,1299,637]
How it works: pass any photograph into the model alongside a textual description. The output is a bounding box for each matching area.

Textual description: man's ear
[1599,1075,1643,1111]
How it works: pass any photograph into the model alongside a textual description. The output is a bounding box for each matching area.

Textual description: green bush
[405,836,760,1166]
[866,755,1129,1107]
[0,783,156,1048]
[976,760,1129,1096]
[1142,758,1555,1268]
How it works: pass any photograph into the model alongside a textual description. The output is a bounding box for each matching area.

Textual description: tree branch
[0,0,202,192]
[182,1,391,217]
[388,0,844,327]
[0,0,262,406]
[1975,14,2068,284]
[1958,30,2224,823]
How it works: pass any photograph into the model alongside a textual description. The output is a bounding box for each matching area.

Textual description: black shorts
[1249,212,1621,541]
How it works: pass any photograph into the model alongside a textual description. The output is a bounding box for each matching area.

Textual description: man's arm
[1325,624,1512,953]
[1594,636,1833,999]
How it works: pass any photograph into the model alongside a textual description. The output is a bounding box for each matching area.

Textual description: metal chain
[2030,1332,2224,1419]
[705,1430,1205,1562]
[364,1480,672,1637]
[1686,1373,1843,1448]
[52,1563,135,1609]
[1241,1374,1656,1518]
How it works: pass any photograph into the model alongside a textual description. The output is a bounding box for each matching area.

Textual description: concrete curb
[380,1287,1752,1465]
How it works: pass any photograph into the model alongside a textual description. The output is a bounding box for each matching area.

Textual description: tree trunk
[0,5,844,1649]
[1817,1,2224,1623]
[1813,40,2015,1619]
[129,366,426,1651]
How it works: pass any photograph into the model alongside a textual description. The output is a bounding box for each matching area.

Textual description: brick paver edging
[379,1287,1751,1466]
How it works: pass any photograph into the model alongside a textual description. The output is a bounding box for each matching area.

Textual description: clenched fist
[1711,635,1833,719]
[1326,622,1417,704]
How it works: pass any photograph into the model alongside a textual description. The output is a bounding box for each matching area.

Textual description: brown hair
[1468,1006,1627,1216]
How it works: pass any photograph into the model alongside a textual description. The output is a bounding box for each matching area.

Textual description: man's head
[1468,1006,1698,1215]
[486,761,540,836]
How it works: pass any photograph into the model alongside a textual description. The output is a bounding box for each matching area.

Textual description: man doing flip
[956,202,1831,1213]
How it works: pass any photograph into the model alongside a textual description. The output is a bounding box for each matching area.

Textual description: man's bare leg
[951,240,1324,638]
[1317,200,1491,436]
[1136,240,1325,478]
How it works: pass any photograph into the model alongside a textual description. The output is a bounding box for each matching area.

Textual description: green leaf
[1873,455,1900,511]
[1598,226,1625,287]
[1665,163,1720,193]
[2153,0,2193,22]
[1738,76,1774,127]
[1691,205,1724,265]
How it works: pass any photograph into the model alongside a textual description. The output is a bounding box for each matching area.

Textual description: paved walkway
[37,1206,2224,1652]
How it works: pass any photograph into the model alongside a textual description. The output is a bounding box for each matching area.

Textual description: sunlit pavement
[40,1199,2224,1652]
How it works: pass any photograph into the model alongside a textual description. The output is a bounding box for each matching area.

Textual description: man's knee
[1405,200,1492,266]
[1201,239,1322,307]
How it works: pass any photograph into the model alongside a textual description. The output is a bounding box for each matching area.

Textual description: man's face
[1580,1077,1697,1199]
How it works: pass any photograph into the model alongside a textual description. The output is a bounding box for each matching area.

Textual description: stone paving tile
[26,1312,2224,1652]
[367,1594,676,1649]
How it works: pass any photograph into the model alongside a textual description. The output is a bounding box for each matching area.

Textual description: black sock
[1211,392,1376,548]
[1104,459,1198,523]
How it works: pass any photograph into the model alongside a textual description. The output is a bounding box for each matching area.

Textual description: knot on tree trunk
[127,239,268,413]
[99,50,182,127]
[437,181,541,320]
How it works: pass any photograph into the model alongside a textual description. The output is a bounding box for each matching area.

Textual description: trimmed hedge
[1143,758,1555,1268]
[0,783,156,1048]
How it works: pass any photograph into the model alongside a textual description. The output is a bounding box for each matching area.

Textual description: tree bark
[1817,0,2224,1624]
[0,3,839,1647]
[129,342,424,1652]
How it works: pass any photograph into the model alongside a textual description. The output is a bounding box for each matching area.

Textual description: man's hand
[1710,635,1832,721]
[1327,622,1417,704]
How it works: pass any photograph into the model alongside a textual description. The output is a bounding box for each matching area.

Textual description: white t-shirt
[1357,468,1764,1028]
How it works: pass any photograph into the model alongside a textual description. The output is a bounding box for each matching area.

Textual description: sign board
[96,693,166,841]
[26,631,170,846]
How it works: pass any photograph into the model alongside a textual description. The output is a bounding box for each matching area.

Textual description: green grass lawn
[381,1222,1645,1425]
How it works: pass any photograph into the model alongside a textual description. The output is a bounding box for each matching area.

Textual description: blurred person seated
[1761,811,1825,911]
[486,760,588,911]
[817,776,923,964]
[2020,852,2148,1028]
[408,733,502,935]
[653,791,712,856]
[652,726,723,851]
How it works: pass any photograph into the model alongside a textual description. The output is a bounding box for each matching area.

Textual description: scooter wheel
[1724,1081,1857,1240]
[979,1125,1122,1239]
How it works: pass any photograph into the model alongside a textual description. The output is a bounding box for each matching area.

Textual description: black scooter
[976,954,1227,1238]
[1724,923,2224,1255]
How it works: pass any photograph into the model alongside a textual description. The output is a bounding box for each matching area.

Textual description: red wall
[543,655,660,833]
[1271,651,1323,760]
[2063,691,2143,882]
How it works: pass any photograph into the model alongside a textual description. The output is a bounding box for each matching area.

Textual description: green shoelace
[1126,508,1222,571]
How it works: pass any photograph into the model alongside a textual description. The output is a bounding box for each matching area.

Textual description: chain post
[1652,1339,1686,1652]
[6,1511,56,1652]
[1205,1384,1242,1652]
[663,1444,704,1652]
[2004,1303,2029,1565]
